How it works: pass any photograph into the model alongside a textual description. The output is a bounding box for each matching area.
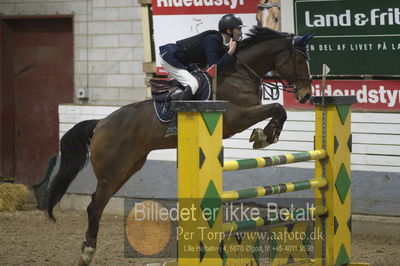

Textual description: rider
[159,14,244,101]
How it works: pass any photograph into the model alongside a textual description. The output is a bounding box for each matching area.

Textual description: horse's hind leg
[78,156,147,266]
[78,181,119,266]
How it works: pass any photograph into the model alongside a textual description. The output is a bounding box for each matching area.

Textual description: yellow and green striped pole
[222,206,327,233]
[172,101,228,266]
[221,178,327,202]
[223,149,326,171]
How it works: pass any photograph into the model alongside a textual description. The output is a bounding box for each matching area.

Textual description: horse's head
[274,33,314,104]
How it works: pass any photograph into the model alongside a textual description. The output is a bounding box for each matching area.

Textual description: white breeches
[161,59,199,94]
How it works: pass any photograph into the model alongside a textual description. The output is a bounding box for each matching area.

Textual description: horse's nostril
[299,93,311,104]
[303,93,311,103]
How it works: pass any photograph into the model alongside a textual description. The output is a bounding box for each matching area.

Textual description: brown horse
[46,27,313,265]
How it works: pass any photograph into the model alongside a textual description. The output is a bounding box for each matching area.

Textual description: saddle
[150,79,180,95]
[150,72,204,101]
[150,71,212,123]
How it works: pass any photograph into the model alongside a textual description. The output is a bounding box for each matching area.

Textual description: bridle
[258,2,281,24]
[221,37,312,99]
[258,2,281,10]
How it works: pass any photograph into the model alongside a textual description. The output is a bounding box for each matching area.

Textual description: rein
[221,38,312,99]
[236,55,291,99]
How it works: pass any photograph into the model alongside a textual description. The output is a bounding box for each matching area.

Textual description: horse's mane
[239,26,291,50]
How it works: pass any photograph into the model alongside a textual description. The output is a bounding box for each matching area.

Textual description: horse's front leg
[225,103,287,149]
[256,103,287,148]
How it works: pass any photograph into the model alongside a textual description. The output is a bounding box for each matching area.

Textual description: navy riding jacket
[159,31,234,73]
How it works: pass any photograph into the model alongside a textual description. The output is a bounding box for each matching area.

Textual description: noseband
[258,3,281,23]
[227,38,312,99]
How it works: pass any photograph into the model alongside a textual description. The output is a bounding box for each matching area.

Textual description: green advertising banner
[294,0,400,76]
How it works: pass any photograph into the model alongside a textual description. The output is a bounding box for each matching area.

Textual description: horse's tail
[46,119,99,221]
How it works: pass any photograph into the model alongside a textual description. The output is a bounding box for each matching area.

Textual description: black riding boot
[169,85,194,101]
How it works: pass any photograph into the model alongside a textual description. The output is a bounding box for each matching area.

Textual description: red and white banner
[153,0,256,15]
[262,80,400,111]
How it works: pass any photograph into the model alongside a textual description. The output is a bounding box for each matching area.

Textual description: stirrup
[165,120,177,137]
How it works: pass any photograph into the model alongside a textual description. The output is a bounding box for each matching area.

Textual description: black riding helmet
[218,14,245,33]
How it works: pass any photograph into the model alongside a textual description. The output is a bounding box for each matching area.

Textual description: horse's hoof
[253,139,270,149]
[78,246,96,266]
[78,257,88,266]
[250,128,264,143]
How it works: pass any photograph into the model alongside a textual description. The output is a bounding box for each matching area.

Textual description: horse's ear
[294,33,314,47]
[303,33,314,43]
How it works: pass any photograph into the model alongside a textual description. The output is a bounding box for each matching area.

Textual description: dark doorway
[0,17,74,185]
